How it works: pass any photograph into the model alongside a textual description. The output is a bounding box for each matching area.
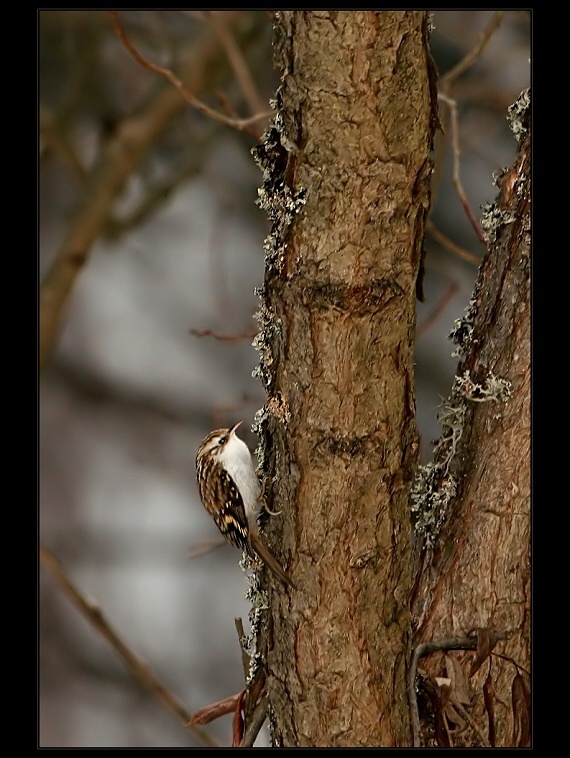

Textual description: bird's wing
[211,468,251,554]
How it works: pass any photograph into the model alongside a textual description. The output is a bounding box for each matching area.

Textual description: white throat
[219,433,261,521]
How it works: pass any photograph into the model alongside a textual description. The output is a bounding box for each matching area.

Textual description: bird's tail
[250,532,295,589]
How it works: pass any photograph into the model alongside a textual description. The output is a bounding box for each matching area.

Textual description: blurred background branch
[40,543,218,747]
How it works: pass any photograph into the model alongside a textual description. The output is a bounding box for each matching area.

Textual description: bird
[195,421,295,589]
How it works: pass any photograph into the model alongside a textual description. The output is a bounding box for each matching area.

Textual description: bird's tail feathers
[250,532,295,589]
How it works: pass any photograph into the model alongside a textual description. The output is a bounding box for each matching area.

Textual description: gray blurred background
[39,10,530,747]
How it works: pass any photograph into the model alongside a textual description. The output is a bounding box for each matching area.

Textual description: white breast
[219,433,261,522]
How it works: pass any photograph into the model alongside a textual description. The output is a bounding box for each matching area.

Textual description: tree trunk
[252,11,437,747]
[410,93,530,747]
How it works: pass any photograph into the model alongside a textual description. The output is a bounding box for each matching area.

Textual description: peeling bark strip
[252,12,436,747]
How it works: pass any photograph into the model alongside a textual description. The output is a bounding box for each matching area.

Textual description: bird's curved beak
[229,420,243,436]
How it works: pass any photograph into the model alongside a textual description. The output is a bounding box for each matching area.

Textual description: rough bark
[410,94,530,747]
[252,11,437,747]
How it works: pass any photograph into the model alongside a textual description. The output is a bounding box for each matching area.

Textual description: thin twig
[234,617,251,682]
[440,12,507,89]
[232,690,247,746]
[417,280,459,338]
[433,12,507,251]
[438,93,487,246]
[189,691,243,725]
[408,631,508,748]
[40,14,241,370]
[40,543,218,747]
[238,696,268,748]
[188,537,226,559]
[109,11,272,136]
[190,328,257,342]
[426,219,481,265]
[203,11,267,138]
[490,652,530,679]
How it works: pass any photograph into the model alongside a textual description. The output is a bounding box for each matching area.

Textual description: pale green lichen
[411,369,512,547]
[245,93,306,708]
[480,201,516,244]
[239,562,270,685]
[432,400,467,463]
[256,182,306,274]
[491,166,509,188]
[252,99,307,276]
[410,463,458,548]
[450,315,474,359]
[454,370,512,403]
[251,303,282,390]
[252,405,270,468]
[449,288,479,359]
[507,88,530,143]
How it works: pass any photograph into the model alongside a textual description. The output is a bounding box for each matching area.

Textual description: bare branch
[109,11,272,137]
[189,691,243,725]
[190,328,257,342]
[238,696,268,748]
[408,631,508,748]
[441,12,507,89]
[432,12,507,251]
[40,543,218,747]
[203,11,267,138]
[438,93,487,246]
[234,617,251,682]
[232,690,246,746]
[417,280,459,338]
[426,219,481,265]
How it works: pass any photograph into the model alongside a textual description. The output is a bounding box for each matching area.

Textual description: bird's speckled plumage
[195,422,295,588]
[196,448,251,554]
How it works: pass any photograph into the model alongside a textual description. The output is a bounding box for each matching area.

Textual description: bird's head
[196,421,244,463]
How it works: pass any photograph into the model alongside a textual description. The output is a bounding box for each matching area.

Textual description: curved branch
[40,12,241,371]
[109,12,271,136]
[408,631,508,747]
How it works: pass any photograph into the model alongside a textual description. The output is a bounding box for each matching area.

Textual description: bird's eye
[218,436,227,445]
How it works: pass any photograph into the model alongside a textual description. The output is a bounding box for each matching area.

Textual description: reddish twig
[109,11,271,136]
[438,93,487,246]
[434,12,507,250]
[232,690,247,746]
[203,11,267,139]
[489,652,530,679]
[189,691,243,725]
[440,12,507,89]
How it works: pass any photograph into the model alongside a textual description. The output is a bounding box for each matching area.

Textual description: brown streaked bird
[195,421,295,589]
